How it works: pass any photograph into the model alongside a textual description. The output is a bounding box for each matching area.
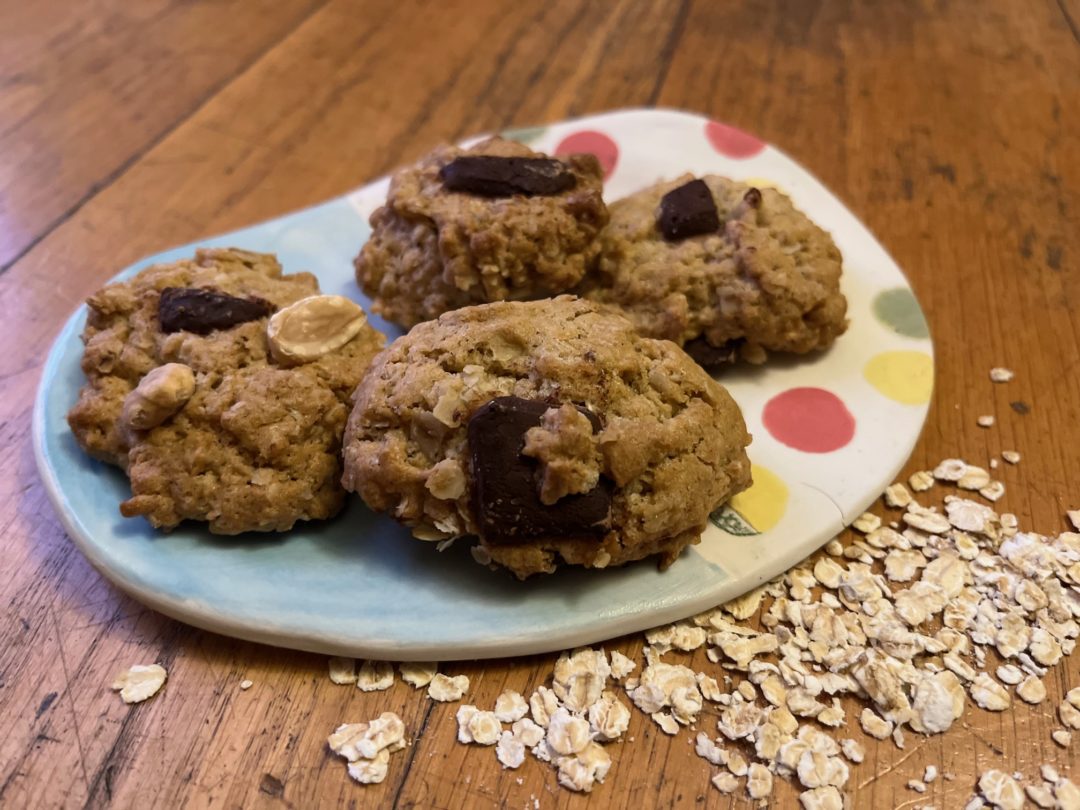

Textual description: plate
[33,108,933,660]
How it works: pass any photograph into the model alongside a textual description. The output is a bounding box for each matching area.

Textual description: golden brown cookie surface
[355,137,609,328]
[342,296,751,578]
[68,248,384,534]
[577,175,848,367]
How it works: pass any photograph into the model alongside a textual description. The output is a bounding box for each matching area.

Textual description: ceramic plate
[34,108,933,661]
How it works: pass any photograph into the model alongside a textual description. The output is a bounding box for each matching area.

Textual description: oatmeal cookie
[355,136,608,328]
[67,248,384,533]
[342,296,751,578]
[577,175,847,367]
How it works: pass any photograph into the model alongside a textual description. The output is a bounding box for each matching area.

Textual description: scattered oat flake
[111,664,167,704]
[1067,510,1080,531]
[427,673,469,702]
[884,483,913,508]
[840,738,864,763]
[491,690,528,723]
[589,691,630,741]
[970,673,1011,711]
[852,512,881,533]
[347,749,390,784]
[977,415,995,428]
[1057,779,1080,810]
[399,661,437,688]
[547,707,591,755]
[512,718,545,748]
[1016,675,1046,704]
[1053,729,1073,747]
[467,711,502,745]
[989,367,1014,382]
[979,769,1024,810]
[909,470,935,491]
[609,650,636,681]
[908,779,927,793]
[979,481,1005,502]
[747,763,774,799]
[712,772,739,794]
[924,765,938,783]
[328,657,357,684]
[933,458,967,481]
[328,713,406,763]
[799,786,844,810]
[239,679,253,690]
[1002,451,1020,464]
[1025,784,1056,808]
[496,731,526,769]
[356,660,394,691]
[957,465,991,490]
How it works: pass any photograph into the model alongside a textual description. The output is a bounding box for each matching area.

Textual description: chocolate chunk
[658,178,720,241]
[158,287,273,335]
[467,396,611,545]
[743,187,762,208]
[439,156,576,197]
[684,337,744,371]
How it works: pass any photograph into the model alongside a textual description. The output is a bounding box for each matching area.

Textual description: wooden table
[3,1,1078,807]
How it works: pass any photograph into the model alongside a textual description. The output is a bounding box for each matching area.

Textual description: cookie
[67,248,385,534]
[341,296,751,578]
[354,136,609,328]
[577,175,848,368]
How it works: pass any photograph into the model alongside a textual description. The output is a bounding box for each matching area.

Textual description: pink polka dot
[705,121,765,159]
[554,130,618,179]
[763,387,855,453]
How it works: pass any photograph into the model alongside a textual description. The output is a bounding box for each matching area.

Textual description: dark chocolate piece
[658,179,720,241]
[743,187,762,208]
[158,287,273,335]
[467,396,611,545]
[439,156,576,197]
[684,337,744,371]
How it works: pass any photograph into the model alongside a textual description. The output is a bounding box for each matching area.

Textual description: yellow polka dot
[740,176,780,190]
[730,464,789,533]
[863,351,934,405]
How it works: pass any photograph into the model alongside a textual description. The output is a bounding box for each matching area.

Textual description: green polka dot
[501,125,548,145]
[873,288,929,338]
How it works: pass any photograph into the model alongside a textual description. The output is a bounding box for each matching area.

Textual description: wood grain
[1,0,1079,807]
[0,0,326,269]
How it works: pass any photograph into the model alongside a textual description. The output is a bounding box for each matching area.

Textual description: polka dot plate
[34,109,932,660]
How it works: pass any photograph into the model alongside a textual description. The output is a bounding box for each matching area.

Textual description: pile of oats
[321,456,1080,805]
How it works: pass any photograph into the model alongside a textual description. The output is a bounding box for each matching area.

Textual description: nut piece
[267,294,368,364]
[121,363,195,430]
[111,663,167,704]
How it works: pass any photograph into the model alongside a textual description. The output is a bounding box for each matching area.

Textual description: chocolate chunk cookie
[354,136,609,329]
[577,175,848,368]
[67,248,385,534]
[341,296,751,578]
